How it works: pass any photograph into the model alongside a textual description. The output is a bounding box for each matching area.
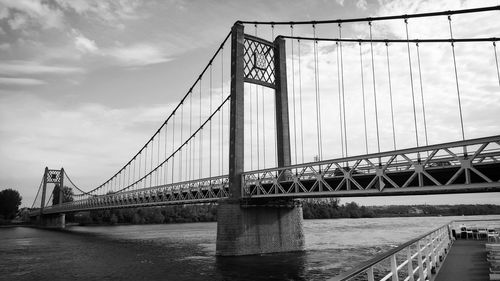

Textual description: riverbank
[67,202,500,226]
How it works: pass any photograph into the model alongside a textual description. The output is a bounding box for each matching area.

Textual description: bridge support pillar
[39,213,65,229]
[216,199,304,256]
[217,23,304,256]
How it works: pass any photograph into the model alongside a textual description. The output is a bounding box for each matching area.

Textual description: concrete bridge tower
[38,167,66,228]
[216,23,305,256]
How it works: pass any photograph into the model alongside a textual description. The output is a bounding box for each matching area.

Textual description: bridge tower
[216,23,304,256]
[38,167,66,228]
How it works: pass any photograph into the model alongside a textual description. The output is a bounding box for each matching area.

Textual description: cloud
[356,0,368,10]
[7,12,28,30]
[0,94,175,203]
[0,43,9,50]
[0,61,84,75]
[54,0,143,23]
[74,32,98,54]
[68,28,169,67]
[0,0,64,29]
[335,0,345,6]
[106,43,171,66]
[0,77,45,85]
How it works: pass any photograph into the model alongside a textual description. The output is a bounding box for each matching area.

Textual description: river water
[1,215,499,281]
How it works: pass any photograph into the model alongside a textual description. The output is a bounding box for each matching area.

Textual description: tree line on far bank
[0,188,22,224]
[74,205,217,225]
[72,198,500,226]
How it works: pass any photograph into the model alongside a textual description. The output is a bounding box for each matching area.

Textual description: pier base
[39,214,65,229]
[216,199,304,256]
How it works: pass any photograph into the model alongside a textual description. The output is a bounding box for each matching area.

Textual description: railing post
[425,236,432,278]
[407,246,415,281]
[417,240,425,280]
[437,228,444,265]
[432,231,438,271]
[367,266,375,281]
[391,254,399,281]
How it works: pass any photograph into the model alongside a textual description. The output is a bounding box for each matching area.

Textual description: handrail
[331,219,500,281]
[330,223,449,281]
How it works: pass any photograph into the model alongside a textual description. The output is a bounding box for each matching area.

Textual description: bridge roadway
[33,135,500,215]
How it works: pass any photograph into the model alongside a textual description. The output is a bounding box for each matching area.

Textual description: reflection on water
[1,215,499,280]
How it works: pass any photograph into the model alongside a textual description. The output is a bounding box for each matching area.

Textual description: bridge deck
[436,239,489,281]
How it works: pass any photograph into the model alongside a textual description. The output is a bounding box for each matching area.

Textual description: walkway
[435,239,489,281]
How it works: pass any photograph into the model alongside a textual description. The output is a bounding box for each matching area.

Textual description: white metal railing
[330,223,452,281]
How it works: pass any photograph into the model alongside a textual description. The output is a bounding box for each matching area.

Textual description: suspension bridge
[29,5,500,256]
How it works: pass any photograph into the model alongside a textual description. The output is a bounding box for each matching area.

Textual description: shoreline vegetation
[69,200,500,226]
[4,200,499,226]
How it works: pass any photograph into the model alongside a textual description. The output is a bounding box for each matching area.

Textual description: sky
[1,0,499,207]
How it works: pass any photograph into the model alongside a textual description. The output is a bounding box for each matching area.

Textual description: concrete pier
[216,199,304,256]
[39,213,66,229]
[216,23,304,256]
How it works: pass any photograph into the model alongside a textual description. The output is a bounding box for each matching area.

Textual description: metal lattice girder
[242,135,500,198]
[38,176,229,214]
[46,169,62,184]
[243,34,275,88]
[29,136,500,217]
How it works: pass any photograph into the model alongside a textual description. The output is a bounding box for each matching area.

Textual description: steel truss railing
[38,175,229,214]
[242,135,500,198]
[330,222,453,281]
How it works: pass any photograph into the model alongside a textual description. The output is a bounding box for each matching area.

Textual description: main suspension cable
[240,6,500,25]
[279,36,499,44]
[64,170,89,195]
[107,96,232,194]
[31,176,44,209]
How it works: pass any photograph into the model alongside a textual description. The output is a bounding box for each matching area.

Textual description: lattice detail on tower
[243,34,275,88]
[45,169,62,183]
